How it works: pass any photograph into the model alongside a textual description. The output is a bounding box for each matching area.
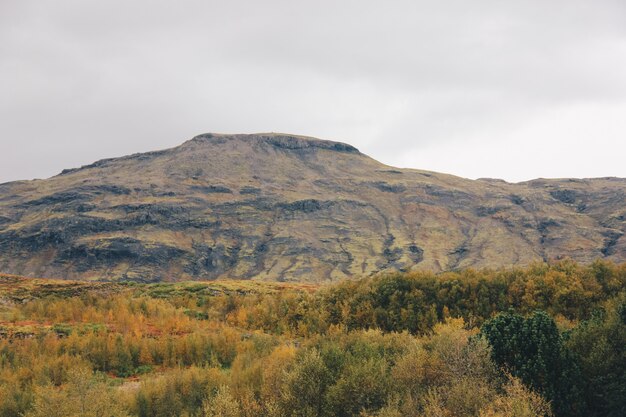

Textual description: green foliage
[51,323,72,337]
[565,299,626,417]
[325,356,390,416]
[318,260,624,334]
[281,349,332,417]
[481,311,585,416]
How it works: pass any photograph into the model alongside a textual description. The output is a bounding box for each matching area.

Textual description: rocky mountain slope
[0,133,624,282]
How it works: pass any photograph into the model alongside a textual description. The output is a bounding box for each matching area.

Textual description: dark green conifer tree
[481,310,585,417]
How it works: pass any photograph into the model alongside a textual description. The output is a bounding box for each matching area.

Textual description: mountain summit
[0,133,624,282]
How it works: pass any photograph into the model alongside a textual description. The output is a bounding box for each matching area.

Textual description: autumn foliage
[0,260,624,416]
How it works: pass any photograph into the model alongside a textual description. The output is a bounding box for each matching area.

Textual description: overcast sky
[1,1,626,184]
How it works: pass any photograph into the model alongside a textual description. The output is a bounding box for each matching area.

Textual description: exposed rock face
[0,133,624,282]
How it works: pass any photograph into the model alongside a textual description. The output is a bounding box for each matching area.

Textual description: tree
[325,357,390,417]
[565,301,626,417]
[280,349,332,417]
[479,375,552,417]
[203,386,240,417]
[481,311,584,416]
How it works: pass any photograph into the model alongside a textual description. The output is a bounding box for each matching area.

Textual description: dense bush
[0,260,623,416]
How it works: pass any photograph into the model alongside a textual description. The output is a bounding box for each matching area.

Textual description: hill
[0,133,624,282]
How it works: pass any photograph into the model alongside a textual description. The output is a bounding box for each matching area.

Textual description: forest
[0,260,624,417]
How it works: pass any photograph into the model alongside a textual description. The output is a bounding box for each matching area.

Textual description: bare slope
[0,133,624,282]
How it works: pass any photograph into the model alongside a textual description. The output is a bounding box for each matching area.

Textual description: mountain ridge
[0,133,624,282]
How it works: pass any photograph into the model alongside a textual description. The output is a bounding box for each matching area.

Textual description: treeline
[0,260,624,417]
[179,259,624,336]
[315,259,625,333]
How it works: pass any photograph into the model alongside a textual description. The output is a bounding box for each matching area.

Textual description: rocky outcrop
[0,133,624,282]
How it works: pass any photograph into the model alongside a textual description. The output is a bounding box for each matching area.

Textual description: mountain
[0,133,624,282]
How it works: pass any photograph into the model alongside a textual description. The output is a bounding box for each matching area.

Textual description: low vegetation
[0,260,624,416]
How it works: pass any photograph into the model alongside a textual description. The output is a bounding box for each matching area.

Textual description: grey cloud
[1,0,626,183]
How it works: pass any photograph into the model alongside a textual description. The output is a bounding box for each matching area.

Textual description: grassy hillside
[0,133,624,282]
